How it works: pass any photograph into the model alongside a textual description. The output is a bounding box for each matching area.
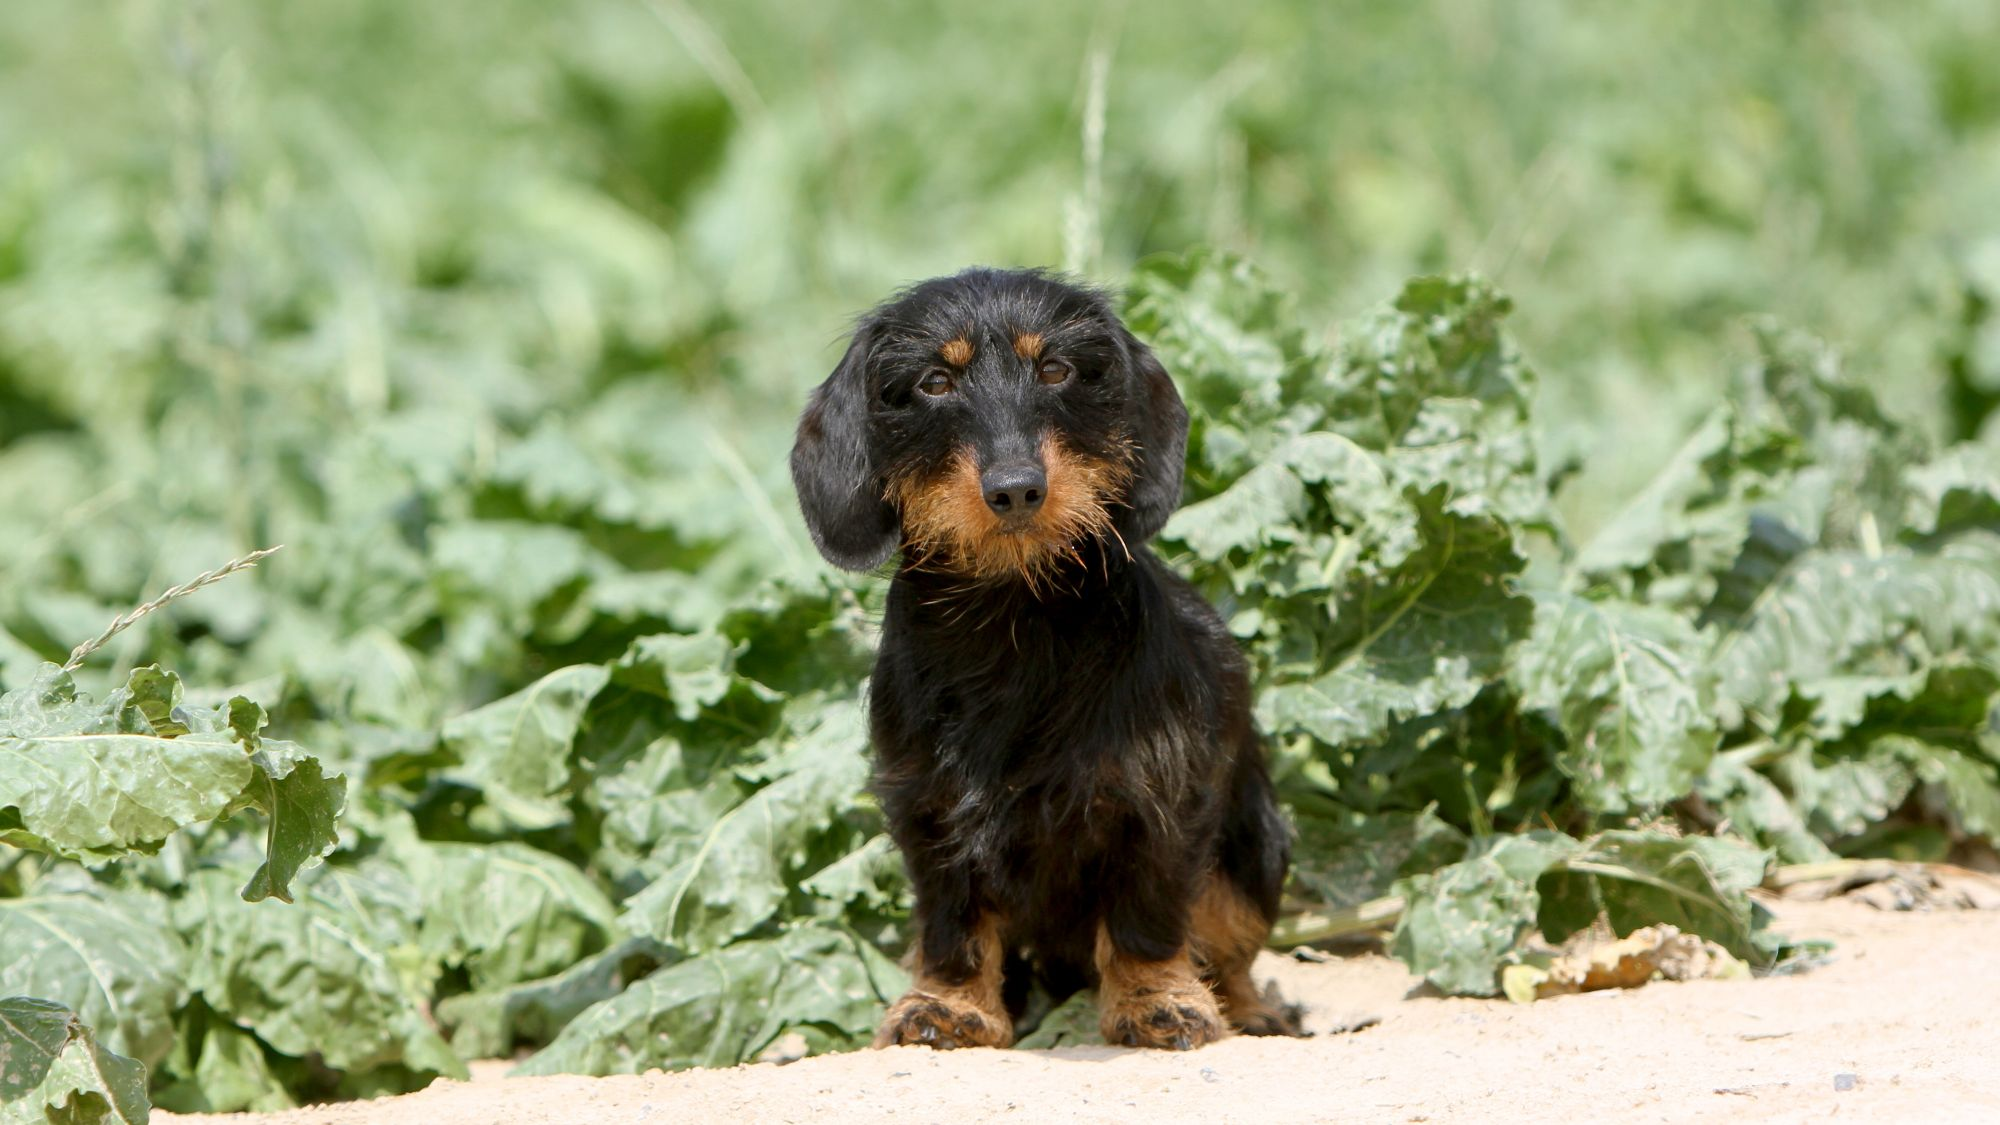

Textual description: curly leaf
[1327,276,1553,530]
[1903,440,2000,537]
[1390,832,1580,996]
[610,632,738,722]
[210,698,346,904]
[439,663,612,830]
[396,841,619,991]
[1258,491,1532,747]
[619,697,872,951]
[0,996,150,1125]
[1712,547,2000,738]
[0,892,185,1071]
[174,871,464,1084]
[512,925,903,1076]
[1509,593,1718,812]
[0,667,252,863]
[435,937,673,1060]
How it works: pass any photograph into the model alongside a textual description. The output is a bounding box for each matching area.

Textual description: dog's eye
[918,370,955,396]
[1037,358,1073,385]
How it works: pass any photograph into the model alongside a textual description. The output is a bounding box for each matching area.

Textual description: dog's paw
[1232,1000,1306,1037]
[874,990,1012,1050]
[1227,980,1308,1037]
[1100,985,1227,1051]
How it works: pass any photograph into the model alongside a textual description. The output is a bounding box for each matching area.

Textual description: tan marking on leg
[875,914,1013,1050]
[1094,924,1226,1050]
[940,337,974,366]
[1013,331,1043,360]
[1189,873,1301,1036]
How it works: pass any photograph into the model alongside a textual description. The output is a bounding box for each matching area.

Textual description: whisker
[1106,521,1132,563]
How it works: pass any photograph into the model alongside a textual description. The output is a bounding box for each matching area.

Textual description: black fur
[792,323,901,570]
[791,268,1291,1043]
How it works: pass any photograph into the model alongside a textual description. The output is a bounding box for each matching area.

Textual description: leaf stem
[1269,894,1406,947]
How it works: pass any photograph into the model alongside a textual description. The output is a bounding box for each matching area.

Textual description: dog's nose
[981,463,1047,518]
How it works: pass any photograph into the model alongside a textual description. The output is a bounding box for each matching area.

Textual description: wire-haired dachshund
[790,268,1297,1050]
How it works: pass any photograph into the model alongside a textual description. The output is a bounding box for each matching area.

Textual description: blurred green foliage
[6,1,2000,533]
[3,1,2000,1117]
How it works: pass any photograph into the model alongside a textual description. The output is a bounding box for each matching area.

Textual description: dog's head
[790,268,1188,584]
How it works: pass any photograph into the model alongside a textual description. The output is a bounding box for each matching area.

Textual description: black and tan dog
[790,268,1297,1050]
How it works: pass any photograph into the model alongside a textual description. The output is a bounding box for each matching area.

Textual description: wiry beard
[890,433,1133,594]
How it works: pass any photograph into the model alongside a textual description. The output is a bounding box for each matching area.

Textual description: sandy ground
[163,896,2000,1125]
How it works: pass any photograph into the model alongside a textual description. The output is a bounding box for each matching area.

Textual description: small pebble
[1834,1072,1858,1092]
[1200,1067,1221,1084]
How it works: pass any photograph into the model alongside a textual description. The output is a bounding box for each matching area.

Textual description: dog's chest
[932,762,1130,885]
[925,701,1182,867]
[877,563,1214,871]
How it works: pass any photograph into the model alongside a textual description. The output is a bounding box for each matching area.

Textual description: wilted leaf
[1500,925,1747,1003]
[1396,830,1774,996]
[1537,831,1771,959]
[209,699,346,904]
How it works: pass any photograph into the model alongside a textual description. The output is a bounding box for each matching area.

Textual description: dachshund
[790,267,1297,1050]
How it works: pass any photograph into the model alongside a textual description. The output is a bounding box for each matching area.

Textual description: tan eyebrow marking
[941,338,973,366]
[1013,331,1044,360]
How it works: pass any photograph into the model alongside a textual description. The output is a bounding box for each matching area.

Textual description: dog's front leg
[1095,874,1227,1050]
[874,901,1012,1049]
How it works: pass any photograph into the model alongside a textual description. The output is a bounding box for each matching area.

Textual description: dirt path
[164,898,2000,1125]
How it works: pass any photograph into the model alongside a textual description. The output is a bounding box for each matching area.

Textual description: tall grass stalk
[64,546,284,671]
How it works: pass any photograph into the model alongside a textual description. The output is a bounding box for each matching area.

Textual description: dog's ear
[791,323,900,570]
[1117,327,1189,542]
